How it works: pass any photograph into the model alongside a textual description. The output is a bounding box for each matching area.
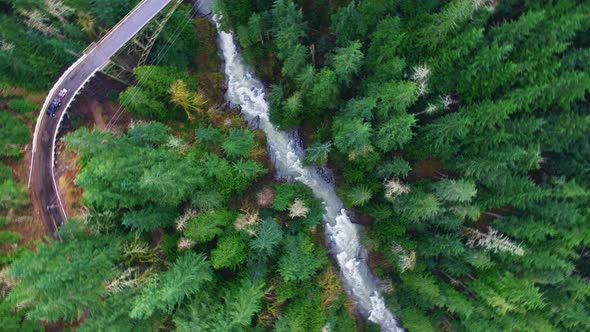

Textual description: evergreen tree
[130,252,212,319]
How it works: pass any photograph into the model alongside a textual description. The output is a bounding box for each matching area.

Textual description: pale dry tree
[166,136,185,148]
[44,0,73,23]
[384,178,410,200]
[392,243,416,272]
[177,238,196,251]
[256,187,275,208]
[105,267,139,294]
[441,94,456,111]
[175,208,197,231]
[348,145,374,161]
[235,209,260,236]
[0,267,18,298]
[473,0,498,11]
[288,199,309,219]
[127,120,141,130]
[15,298,34,311]
[223,118,233,128]
[121,236,160,266]
[465,227,524,256]
[411,64,431,96]
[0,40,14,52]
[12,215,34,225]
[380,278,395,294]
[321,323,332,332]
[416,102,442,116]
[20,10,62,37]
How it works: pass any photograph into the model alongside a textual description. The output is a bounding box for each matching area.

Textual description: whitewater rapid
[212,16,404,332]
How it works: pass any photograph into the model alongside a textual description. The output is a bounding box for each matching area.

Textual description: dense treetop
[217,0,590,330]
[1,0,590,330]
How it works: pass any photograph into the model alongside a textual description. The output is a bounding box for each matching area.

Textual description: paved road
[29,0,172,238]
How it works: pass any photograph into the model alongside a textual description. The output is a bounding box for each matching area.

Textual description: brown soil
[194,18,224,105]
[55,142,83,218]
[25,92,48,105]
[3,206,47,247]
[90,100,107,131]
[73,96,130,134]
[408,156,443,181]
[1,96,47,245]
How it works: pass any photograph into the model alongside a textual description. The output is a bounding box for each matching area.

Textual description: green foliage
[308,69,339,112]
[130,251,213,319]
[331,41,364,86]
[278,234,325,282]
[0,111,30,158]
[374,113,416,152]
[221,278,265,328]
[400,307,437,332]
[91,0,139,26]
[272,182,324,228]
[394,189,441,222]
[0,231,21,245]
[184,209,235,243]
[222,128,255,159]
[375,157,412,179]
[232,159,265,182]
[173,277,264,330]
[211,233,249,270]
[195,125,222,148]
[5,0,590,330]
[7,231,119,322]
[250,217,283,258]
[7,99,38,114]
[332,117,372,156]
[119,87,166,119]
[0,15,80,90]
[331,1,365,46]
[78,288,152,332]
[280,91,304,128]
[64,125,200,210]
[304,142,332,166]
[346,185,373,207]
[0,164,28,210]
[433,179,477,203]
[120,66,192,120]
[122,206,178,232]
[282,44,308,78]
[149,5,199,68]
[0,3,370,330]
[275,283,327,332]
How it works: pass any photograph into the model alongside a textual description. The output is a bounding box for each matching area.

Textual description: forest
[1,0,590,331]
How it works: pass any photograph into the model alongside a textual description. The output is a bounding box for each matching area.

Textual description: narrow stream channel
[211,15,404,332]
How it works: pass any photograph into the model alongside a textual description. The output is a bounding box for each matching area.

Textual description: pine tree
[279,234,325,282]
[331,41,363,86]
[250,218,283,258]
[304,142,331,166]
[130,252,213,319]
[211,233,249,270]
[222,128,255,159]
[7,227,119,323]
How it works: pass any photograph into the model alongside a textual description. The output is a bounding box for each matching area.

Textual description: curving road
[28,0,173,238]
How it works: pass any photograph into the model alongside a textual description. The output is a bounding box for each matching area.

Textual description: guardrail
[27,53,88,189]
[27,0,172,223]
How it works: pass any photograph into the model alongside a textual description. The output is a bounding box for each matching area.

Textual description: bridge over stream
[28,0,175,238]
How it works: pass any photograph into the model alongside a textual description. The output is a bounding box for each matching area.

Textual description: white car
[57,88,68,98]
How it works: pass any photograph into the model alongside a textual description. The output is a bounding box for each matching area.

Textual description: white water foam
[213,17,404,332]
